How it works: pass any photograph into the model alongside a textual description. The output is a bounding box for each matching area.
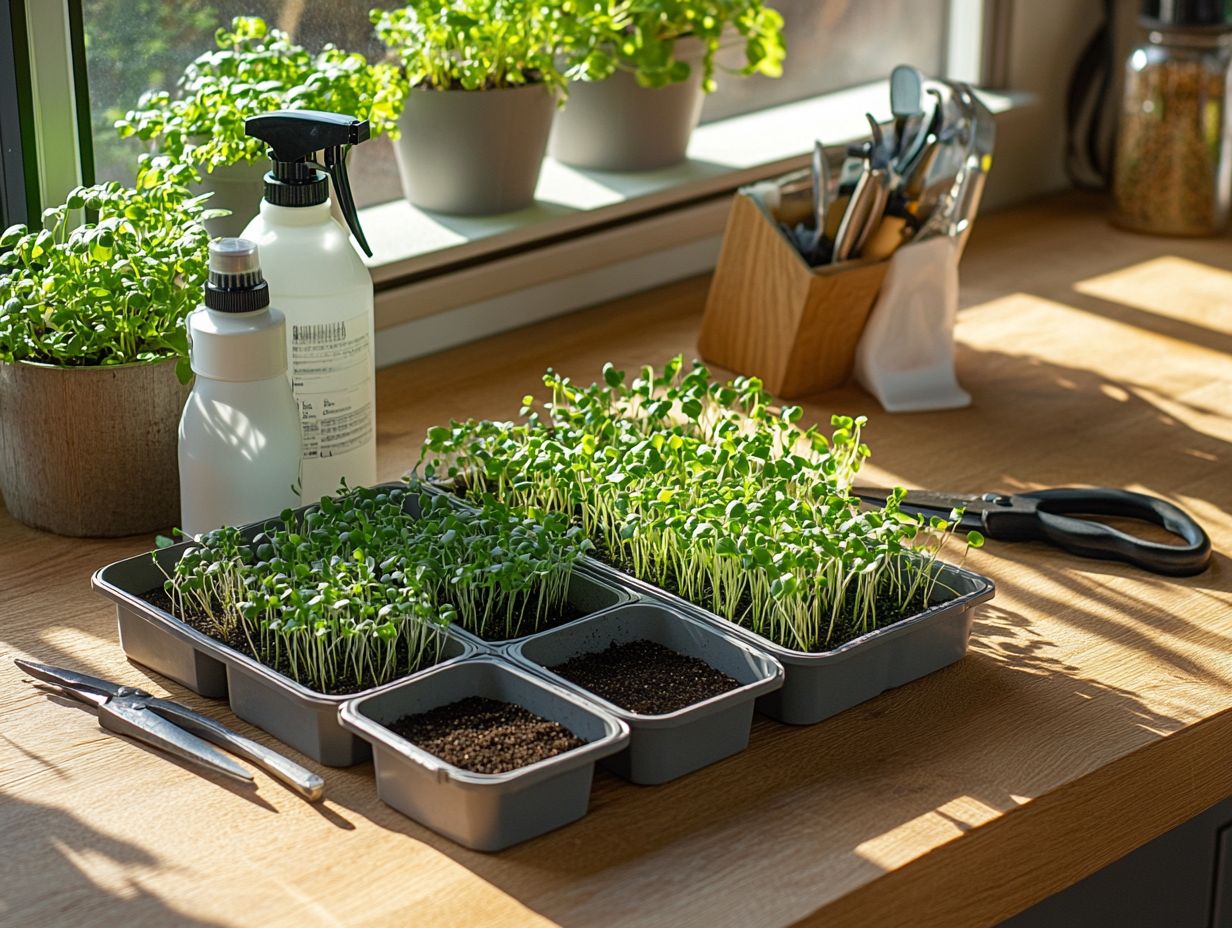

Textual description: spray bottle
[242,110,376,502]
[179,238,301,536]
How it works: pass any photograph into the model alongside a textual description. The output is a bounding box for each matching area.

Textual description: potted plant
[550,0,787,171]
[0,158,212,537]
[116,16,404,237]
[92,482,620,764]
[372,0,578,215]
[418,357,995,724]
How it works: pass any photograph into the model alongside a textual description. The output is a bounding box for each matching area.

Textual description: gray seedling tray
[584,560,996,726]
[92,538,478,767]
[506,602,784,784]
[338,655,629,851]
[447,566,632,650]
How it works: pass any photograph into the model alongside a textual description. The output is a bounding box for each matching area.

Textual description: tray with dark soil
[551,639,741,715]
[390,696,585,774]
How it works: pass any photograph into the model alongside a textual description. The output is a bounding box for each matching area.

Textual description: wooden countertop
[3,195,1230,928]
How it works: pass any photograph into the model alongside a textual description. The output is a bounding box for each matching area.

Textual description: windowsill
[361,80,1027,288]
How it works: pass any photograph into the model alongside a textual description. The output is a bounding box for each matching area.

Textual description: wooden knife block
[698,192,889,398]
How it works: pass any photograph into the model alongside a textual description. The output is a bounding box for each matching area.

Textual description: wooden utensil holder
[698,191,889,398]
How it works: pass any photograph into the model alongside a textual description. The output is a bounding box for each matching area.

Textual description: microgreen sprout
[160,482,591,692]
[418,358,983,653]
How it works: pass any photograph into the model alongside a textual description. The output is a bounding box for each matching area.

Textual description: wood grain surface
[2,194,1230,928]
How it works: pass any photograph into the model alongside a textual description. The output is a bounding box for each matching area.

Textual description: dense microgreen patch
[569,0,786,92]
[418,358,981,653]
[116,16,404,173]
[160,483,589,692]
[372,0,593,95]
[410,492,592,640]
[0,157,213,382]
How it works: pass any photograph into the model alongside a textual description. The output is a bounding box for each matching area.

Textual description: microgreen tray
[506,602,784,784]
[92,542,478,766]
[422,482,996,726]
[582,559,995,725]
[338,656,630,851]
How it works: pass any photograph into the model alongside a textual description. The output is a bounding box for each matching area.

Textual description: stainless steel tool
[16,659,326,801]
[807,139,830,255]
[889,65,925,160]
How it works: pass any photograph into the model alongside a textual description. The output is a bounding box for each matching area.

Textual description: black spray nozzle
[244,110,373,258]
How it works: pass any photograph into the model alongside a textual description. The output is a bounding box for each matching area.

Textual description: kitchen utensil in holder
[853,235,971,412]
[698,190,889,399]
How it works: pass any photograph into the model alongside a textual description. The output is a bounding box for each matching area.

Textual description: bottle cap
[1140,0,1232,27]
[205,238,270,313]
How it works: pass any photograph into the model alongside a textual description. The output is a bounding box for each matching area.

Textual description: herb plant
[161,483,591,692]
[0,157,213,382]
[372,0,587,95]
[116,16,405,174]
[419,358,982,653]
[569,0,786,92]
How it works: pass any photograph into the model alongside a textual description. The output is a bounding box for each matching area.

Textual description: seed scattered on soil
[552,639,740,715]
[390,697,584,775]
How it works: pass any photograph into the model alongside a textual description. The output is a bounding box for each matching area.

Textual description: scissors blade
[98,696,254,784]
[14,659,144,702]
[851,487,987,531]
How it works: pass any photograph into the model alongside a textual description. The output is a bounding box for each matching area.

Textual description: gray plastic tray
[338,655,629,851]
[506,602,784,784]
[92,543,478,767]
[582,560,996,726]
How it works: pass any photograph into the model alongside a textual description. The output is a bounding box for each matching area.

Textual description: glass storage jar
[1112,0,1232,236]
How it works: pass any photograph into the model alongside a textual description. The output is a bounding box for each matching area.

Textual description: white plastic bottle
[179,239,302,536]
[241,110,377,502]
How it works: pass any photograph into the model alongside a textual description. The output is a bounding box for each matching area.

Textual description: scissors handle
[1016,488,1211,577]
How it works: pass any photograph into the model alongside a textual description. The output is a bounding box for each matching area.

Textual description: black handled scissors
[16,659,325,801]
[852,487,1212,577]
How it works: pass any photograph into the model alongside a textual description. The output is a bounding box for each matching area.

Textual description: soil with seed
[552,639,740,715]
[391,697,584,774]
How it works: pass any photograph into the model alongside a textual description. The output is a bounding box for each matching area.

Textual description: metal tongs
[15,659,325,801]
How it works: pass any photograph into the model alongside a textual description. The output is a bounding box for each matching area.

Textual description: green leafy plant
[160,482,592,692]
[409,490,592,640]
[372,0,588,95]
[418,358,982,653]
[0,157,214,383]
[569,0,786,92]
[116,16,405,173]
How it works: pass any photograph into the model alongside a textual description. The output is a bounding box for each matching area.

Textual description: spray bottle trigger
[321,145,372,259]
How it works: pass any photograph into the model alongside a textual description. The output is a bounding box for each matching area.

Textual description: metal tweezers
[15,659,325,801]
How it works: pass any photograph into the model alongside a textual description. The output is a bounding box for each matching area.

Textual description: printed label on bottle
[290,313,372,460]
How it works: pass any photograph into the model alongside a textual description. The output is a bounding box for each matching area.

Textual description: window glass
[82,0,948,208]
[702,0,948,122]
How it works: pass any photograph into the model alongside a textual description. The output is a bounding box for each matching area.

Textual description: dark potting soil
[138,588,442,696]
[390,696,584,775]
[551,639,740,715]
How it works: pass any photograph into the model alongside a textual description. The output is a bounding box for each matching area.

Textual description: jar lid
[1140,0,1232,28]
